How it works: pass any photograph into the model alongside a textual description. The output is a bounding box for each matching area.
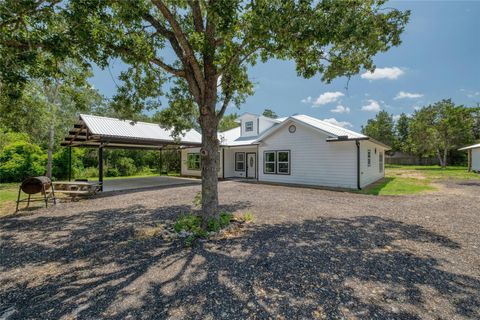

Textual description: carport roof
[61,114,202,149]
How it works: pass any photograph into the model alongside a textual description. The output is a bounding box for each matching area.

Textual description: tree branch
[151,0,205,96]
[189,0,204,33]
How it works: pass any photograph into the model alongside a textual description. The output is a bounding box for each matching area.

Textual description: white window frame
[276,150,290,175]
[264,150,290,175]
[367,149,371,167]
[263,151,276,174]
[187,153,201,170]
[245,121,254,132]
[235,152,245,171]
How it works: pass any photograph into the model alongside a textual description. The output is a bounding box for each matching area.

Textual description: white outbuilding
[459,143,480,172]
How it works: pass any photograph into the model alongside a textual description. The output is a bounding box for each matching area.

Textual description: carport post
[159,148,163,175]
[68,146,72,181]
[99,146,104,191]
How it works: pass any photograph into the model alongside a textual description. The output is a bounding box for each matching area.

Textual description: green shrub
[79,166,98,179]
[0,141,47,182]
[173,213,206,237]
[116,157,137,176]
[106,167,120,177]
[207,212,233,232]
[52,148,85,180]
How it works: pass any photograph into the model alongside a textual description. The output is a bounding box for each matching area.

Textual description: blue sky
[90,1,480,131]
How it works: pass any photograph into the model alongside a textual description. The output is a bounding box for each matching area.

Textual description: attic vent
[337,135,349,140]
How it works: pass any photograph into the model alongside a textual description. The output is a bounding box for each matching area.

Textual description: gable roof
[80,114,202,143]
[254,114,366,143]
[459,143,480,151]
[61,114,202,149]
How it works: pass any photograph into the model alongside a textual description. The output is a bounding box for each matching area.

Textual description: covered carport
[61,114,202,191]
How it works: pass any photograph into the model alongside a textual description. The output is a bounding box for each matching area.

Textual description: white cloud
[301,96,313,104]
[393,115,401,121]
[361,99,381,112]
[323,118,353,128]
[302,91,344,106]
[467,91,480,98]
[394,91,424,100]
[330,105,350,114]
[361,67,404,80]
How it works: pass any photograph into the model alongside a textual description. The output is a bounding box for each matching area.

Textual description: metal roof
[61,114,202,149]
[459,143,480,151]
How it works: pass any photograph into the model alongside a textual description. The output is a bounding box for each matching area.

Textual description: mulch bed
[1,180,479,319]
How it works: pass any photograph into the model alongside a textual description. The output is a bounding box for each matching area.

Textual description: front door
[246,153,256,179]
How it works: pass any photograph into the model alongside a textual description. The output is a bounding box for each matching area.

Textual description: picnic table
[53,181,101,199]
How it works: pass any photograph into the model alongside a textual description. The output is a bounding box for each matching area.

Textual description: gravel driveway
[1,180,479,319]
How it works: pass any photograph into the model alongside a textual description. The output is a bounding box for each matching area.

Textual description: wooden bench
[53,181,101,200]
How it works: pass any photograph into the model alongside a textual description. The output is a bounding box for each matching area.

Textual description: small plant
[193,191,202,208]
[173,211,234,245]
[173,213,205,236]
[243,212,254,223]
[207,212,233,232]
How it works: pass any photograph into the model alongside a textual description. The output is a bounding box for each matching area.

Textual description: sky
[89,1,480,132]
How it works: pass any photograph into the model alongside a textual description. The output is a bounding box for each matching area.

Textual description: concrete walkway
[103,176,200,192]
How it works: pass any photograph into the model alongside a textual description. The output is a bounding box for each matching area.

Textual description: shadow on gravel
[1,209,478,319]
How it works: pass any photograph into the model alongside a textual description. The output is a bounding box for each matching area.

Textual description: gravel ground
[1,180,479,320]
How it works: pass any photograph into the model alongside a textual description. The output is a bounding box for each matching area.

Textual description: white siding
[240,114,259,137]
[223,147,257,178]
[180,147,223,178]
[258,121,357,188]
[472,148,480,171]
[359,140,387,188]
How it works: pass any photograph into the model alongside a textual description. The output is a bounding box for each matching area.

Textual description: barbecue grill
[16,176,57,212]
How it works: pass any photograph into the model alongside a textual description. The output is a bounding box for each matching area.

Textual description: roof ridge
[294,114,365,137]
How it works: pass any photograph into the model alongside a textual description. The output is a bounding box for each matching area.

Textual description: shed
[458,143,480,172]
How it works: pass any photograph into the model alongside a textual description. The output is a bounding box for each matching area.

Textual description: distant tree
[0,63,104,179]
[395,113,411,152]
[471,104,480,140]
[362,110,396,148]
[219,113,239,132]
[409,99,474,168]
[262,108,278,119]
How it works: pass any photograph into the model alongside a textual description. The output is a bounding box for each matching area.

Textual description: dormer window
[245,121,253,132]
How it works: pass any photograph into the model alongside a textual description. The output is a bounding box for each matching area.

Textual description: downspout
[356,140,361,190]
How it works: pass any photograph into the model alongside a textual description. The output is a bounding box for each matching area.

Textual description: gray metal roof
[459,143,480,151]
[61,114,202,149]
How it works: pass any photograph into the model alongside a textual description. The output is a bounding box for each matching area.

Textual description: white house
[459,143,480,172]
[181,113,389,189]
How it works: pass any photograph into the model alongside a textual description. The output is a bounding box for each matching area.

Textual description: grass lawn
[361,165,480,196]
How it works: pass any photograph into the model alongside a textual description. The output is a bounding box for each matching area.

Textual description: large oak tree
[1,0,409,223]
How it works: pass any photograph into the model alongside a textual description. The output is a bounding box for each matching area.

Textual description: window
[264,150,290,175]
[264,151,276,173]
[379,152,384,173]
[187,153,201,170]
[277,151,290,174]
[245,121,253,132]
[367,149,371,167]
[235,152,245,171]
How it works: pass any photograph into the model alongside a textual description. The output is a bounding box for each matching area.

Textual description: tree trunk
[46,124,55,178]
[199,111,220,226]
[436,149,445,168]
[442,147,448,169]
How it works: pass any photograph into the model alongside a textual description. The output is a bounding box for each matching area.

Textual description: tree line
[361,99,480,167]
